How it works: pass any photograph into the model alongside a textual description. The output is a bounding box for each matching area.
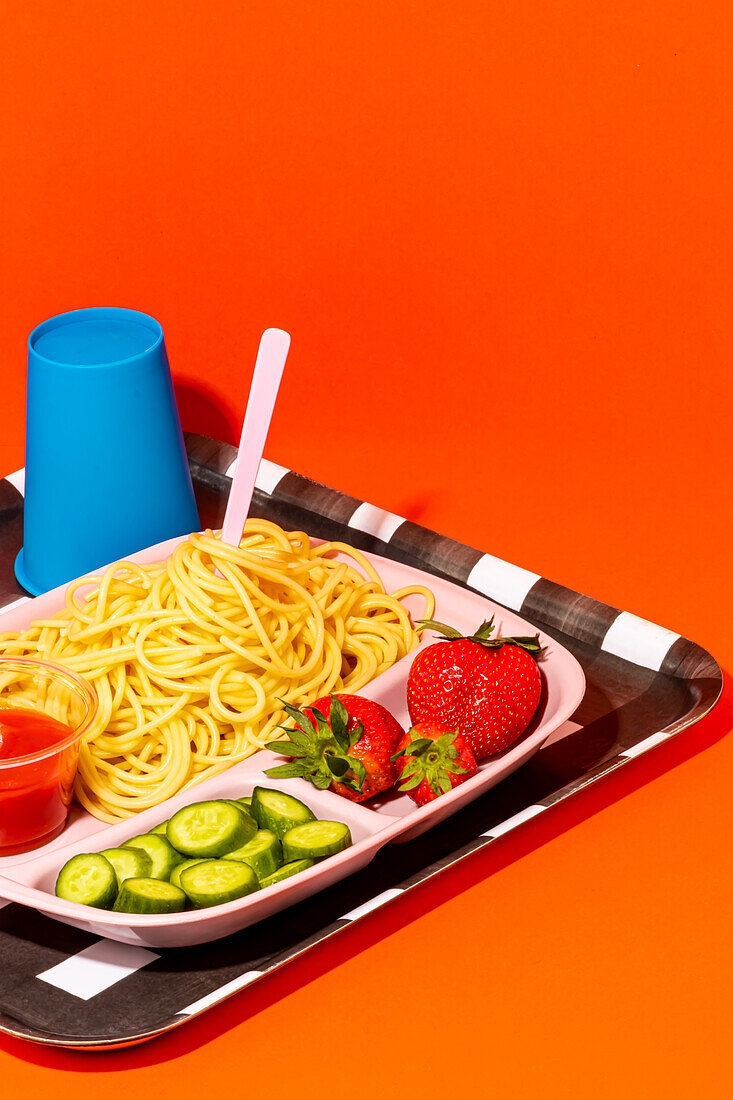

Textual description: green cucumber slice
[123,833,183,880]
[55,853,118,909]
[221,798,251,814]
[169,858,207,889]
[237,796,253,810]
[150,821,169,835]
[113,878,187,914]
[250,786,316,839]
[166,800,257,858]
[100,847,153,885]
[259,858,314,889]
[226,802,258,834]
[179,859,259,908]
[282,820,352,861]
[223,829,282,880]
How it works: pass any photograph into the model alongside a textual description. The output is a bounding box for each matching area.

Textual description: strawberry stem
[264,696,368,793]
[393,729,470,797]
[417,617,544,657]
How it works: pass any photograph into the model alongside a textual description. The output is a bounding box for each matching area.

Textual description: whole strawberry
[407,618,543,760]
[393,718,477,806]
[264,694,404,802]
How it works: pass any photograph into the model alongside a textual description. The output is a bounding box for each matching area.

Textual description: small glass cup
[0,657,97,855]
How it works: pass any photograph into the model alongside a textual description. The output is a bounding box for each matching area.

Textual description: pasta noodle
[0,520,435,822]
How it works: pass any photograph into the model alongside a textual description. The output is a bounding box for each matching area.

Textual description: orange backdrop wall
[0,2,731,1095]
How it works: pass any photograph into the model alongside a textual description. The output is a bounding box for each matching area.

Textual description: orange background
[0,1,731,1095]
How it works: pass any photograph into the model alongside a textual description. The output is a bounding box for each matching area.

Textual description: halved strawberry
[392,718,477,806]
[264,694,404,802]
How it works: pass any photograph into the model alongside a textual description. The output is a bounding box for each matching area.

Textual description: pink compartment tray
[0,534,585,947]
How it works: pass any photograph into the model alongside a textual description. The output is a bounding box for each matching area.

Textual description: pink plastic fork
[219,328,291,549]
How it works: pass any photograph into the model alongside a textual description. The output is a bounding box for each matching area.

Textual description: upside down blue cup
[16,307,200,595]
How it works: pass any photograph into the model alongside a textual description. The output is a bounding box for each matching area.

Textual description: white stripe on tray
[37,941,160,1001]
[480,804,546,839]
[0,595,31,613]
[341,888,405,921]
[4,468,25,496]
[465,554,541,612]
[347,502,405,543]
[619,730,672,759]
[601,611,680,672]
[178,970,264,1015]
[224,456,290,496]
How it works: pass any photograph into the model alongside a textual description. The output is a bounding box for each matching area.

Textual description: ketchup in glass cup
[0,658,96,855]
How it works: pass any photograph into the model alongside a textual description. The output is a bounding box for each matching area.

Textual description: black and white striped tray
[0,433,722,1048]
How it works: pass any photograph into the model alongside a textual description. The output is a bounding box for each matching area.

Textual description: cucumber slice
[55,853,118,909]
[225,801,259,834]
[221,798,251,814]
[101,847,153,886]
[251,786,316,839]
[237,797,253,810]
[282,820,352,861]
[113,878,187,914]
[123,833,184,880]
[150,821,169,835]
[166,800,256,858]
[179,859,259,908]
[223,829,283,880]
[169,857,207,889]
[259,858,314,889]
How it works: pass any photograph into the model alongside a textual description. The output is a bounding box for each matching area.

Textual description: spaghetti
[0,521,434,822]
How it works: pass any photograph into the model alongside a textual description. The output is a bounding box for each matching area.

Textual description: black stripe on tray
[0,904,99,990]
[520,578,622,649]
[272,471,363,527]
[183,432,238,477]
[660,635,722,682]
[386,522,484,584]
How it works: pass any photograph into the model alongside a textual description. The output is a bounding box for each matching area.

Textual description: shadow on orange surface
[175,382,240,456]
[2,670,731,1070]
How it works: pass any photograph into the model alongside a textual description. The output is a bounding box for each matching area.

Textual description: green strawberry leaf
[325,754,350,777]
[274,724,311,748]
[397,760,422,778]
[398,772,424,792]
[328,696,350,744]
[268,739,309,759]
[280,700,318,737]
[347,756,368,788]
[338,777,365,794]
[415,621,544,659]
[391,737,432,761]
[416,619,463,640]
[263,762,307,779]
[477,633,543,653]
[472,617,496,641]
[328,698,352,752]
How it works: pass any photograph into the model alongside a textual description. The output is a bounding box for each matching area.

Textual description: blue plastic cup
[16,307,200,595]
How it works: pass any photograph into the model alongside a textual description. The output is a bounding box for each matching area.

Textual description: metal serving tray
[0,433,721,1047]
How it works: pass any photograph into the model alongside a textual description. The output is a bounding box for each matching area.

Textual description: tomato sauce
[0,707,79,854]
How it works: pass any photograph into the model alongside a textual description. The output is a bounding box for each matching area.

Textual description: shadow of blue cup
[16,307,201,596]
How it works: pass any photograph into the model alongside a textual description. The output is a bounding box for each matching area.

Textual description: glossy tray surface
[0,434,721,1046]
